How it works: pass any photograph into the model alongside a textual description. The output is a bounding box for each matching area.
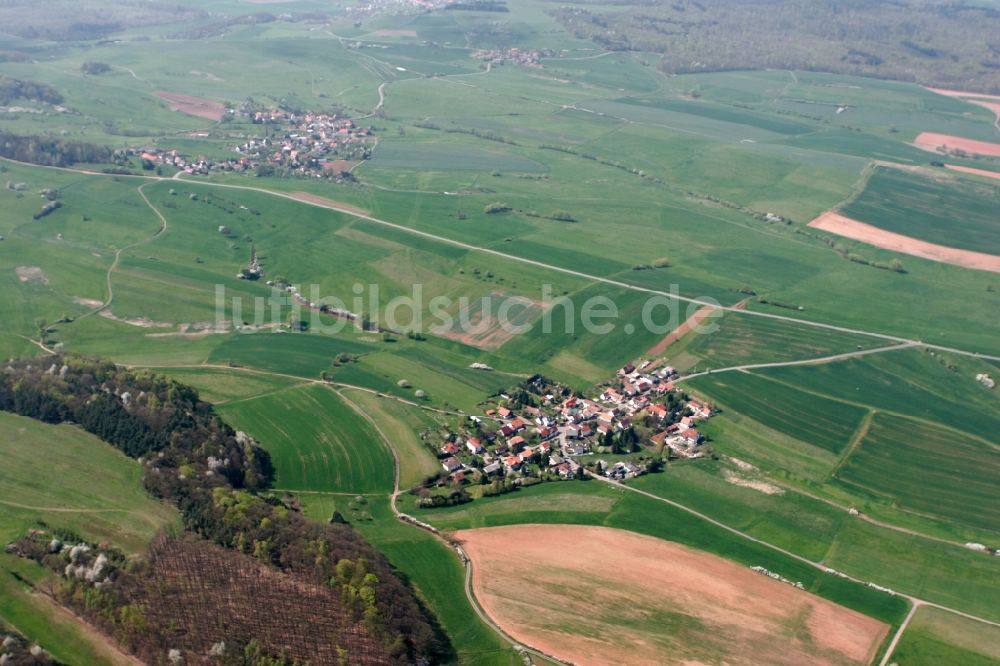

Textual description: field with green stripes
[218,384,395,494]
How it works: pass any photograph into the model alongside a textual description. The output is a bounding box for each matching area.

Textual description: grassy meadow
[0,412,178,664]
[218,383,395,494]
[1,0,1000,658]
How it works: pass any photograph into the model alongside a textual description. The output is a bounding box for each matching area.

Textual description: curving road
[4,156,999,364]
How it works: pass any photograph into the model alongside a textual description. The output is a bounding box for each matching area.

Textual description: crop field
[459,524,888,666]
[335,388,441,489]
[3,0,1000,658]
[667,310,889,370]
[369,141,547,173]
[837,413,1000,533]
[218,384,395,494]
[842,167,1000,254]
[760,349,1000,444]
[891,606,1000,665]
[0,411,178,551]
[686,371,869,455]
[408,483,909,627]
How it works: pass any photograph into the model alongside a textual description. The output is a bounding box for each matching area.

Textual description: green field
[0,411,178,551]
[2,0,1000,658]
[0,411,178,665]
[891,606,1000,665]
[843,167,1000,254]
[218,384,395,494]
[837,413,1000,533]
[405,482,910,628]
[686,370,869,454]
[666,310,888,370]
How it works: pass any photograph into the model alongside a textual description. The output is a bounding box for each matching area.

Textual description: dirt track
[287,192,370,217]
[457,524,888,666]
[808,211,1000,274]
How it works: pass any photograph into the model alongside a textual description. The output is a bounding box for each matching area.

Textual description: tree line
[0,131,113,167]
[0,355,452,664]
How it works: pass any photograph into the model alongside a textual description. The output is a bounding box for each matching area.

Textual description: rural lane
[4,156,999,364]
[585,471,1000,664]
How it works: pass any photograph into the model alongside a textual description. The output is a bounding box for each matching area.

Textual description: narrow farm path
[4,157,1000,364]
[586,471,1000,634]
[333,385,573,666]
[879,601,923,666]
[673,341,919,382]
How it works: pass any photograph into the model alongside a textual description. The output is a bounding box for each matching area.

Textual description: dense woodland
[0,76,63,106]
[0,356,451,665]
[0,131,113,167]
[551,0,1000,93]
[0,0,205,41]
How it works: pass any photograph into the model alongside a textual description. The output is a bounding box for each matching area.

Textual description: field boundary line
[833,410,875,476]
[750,372,1000,452]
[4,156,999,363]
[878,601,922,666]
[177,177,1000,363]
[583,471,1000,633]
[674,341,918,382]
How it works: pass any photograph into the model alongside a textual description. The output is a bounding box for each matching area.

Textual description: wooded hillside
[551,0,1000,93]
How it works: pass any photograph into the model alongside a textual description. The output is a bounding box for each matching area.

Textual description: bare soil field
[152,91,225,121]
[913,132,1000,158]
[457,525,888,666]
[435,294,547,351]
[15,266,47,284]
[808,211,1000,273]
[322,159,359,174]
[926,88,1000,102]
[645,304,720,356]
[945,164,1000,182]
[371,29,418,37]
[288,191,370,217]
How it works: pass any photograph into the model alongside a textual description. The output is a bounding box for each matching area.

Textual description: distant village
[134,103,373,179]
[472,47,551,67]
[414,362,715,507]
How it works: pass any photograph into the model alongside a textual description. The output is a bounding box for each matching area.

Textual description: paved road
[4,156,998,364]
[179,177,1000,365]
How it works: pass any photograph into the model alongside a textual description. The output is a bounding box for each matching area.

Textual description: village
[471,47,551,68]
[134,103,373,179]
[413,361,716,507]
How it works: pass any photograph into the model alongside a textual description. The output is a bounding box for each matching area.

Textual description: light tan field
[371,29,418,37]
[287,191,370,217]
[926,87,1000,102]
[457,524,889,666]
[808,211,1000,273]
[152,91,225,121]
[913,132,1000,158]
[945,164,1000,182]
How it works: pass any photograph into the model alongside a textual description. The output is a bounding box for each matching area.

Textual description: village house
[605,461,645,480]
[441,457,463,473]
[465,437,485,454]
